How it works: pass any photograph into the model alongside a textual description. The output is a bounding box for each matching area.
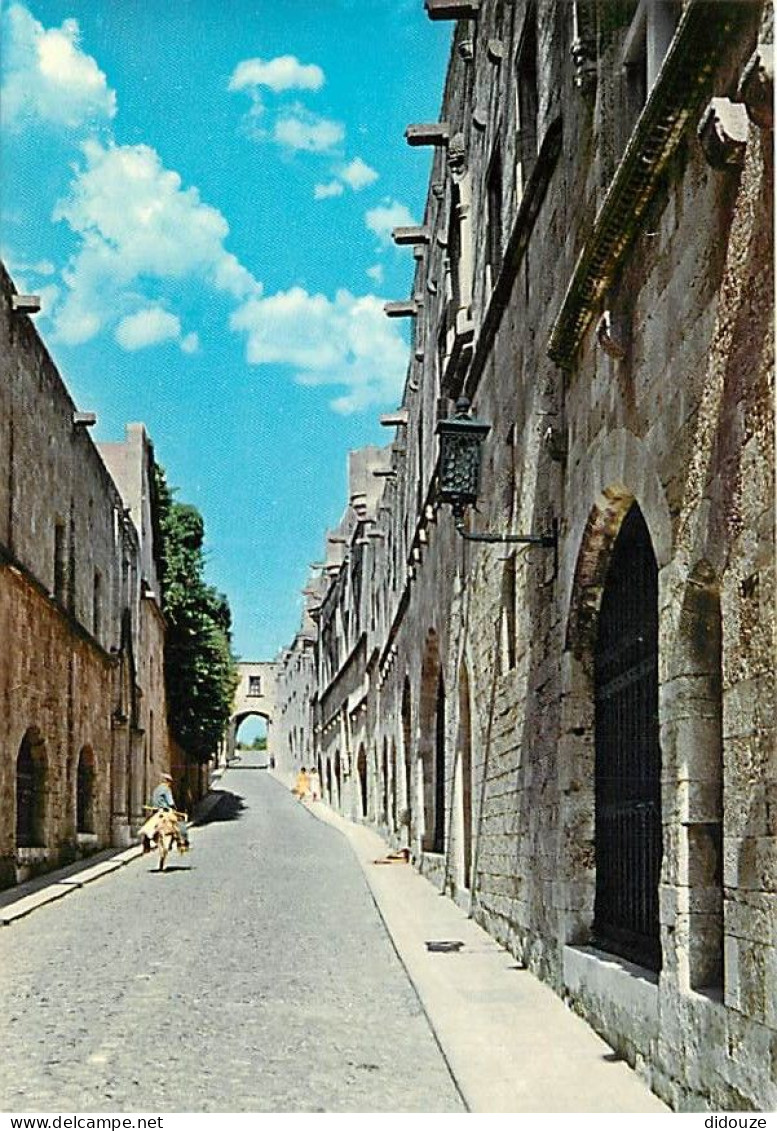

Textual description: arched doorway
[334,750,342,810]
[419,630,444,853]
[433,674,446,854]
[458,664,473,889]
[16,729,47,848]
[594,502,662,971]
[76,746,96,834]
[390,739,398,831]
[381,738,389,826]
[401,679,413,841]
[357,745,368,819]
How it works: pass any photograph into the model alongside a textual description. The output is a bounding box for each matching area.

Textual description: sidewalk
[300,796,669,1115]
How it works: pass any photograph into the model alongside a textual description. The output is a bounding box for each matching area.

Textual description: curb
[0,847,143,926]
[287,791,669,1115]
[289,796,469,1109]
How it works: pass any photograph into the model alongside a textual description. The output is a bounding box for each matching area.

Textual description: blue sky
[0,0,451,663]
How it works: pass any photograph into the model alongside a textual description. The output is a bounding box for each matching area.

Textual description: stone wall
[0,262,169,881]
[273,0,774,1111]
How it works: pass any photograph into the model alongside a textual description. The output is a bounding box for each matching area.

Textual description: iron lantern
[436,398,491,517]
[436,398,559,570]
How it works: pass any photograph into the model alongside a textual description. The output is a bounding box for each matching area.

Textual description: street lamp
[436,398,558,566]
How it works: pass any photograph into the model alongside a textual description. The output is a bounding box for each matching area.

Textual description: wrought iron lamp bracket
[453,510,558,577]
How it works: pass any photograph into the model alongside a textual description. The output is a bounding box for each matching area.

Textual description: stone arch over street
[225,662,279,765]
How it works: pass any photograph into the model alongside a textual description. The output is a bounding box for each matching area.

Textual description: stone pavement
[1,771,668,1113]
[0,769,464,1112]
[297,794,670,1115]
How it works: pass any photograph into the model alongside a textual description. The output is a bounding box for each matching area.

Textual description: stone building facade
[273,0,775,1111]
[0,262,169,885]
[99,423,170,837]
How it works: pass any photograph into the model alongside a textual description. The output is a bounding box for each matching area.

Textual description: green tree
[155,465,238,762]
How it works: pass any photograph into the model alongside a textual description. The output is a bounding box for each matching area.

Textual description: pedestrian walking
[293,766,310,801]
[308,766,322,802]
[140,771,190,847]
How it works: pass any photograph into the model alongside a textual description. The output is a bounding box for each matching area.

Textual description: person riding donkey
[139,771,190,851]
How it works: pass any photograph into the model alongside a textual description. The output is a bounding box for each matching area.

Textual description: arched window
[594,503,663,971]
[77,747,96,834]
[16,730,46,848]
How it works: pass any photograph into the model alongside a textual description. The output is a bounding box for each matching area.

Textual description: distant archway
[235,714,269,757]
[227,662,278,764]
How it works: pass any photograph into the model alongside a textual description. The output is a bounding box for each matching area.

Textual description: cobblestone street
[0,761,464,1113]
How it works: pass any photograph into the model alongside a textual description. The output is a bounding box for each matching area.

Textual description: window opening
[515,5,539,205]
[594,503,663,971]
[486,145,504,295]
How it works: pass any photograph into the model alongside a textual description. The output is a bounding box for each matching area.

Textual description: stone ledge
[563,944,659,1030]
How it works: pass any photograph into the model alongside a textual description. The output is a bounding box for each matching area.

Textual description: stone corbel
[543,424,568,464]
[697,98,749,169]
[447,132,468,182]
[487,39,504,64]
[596,310,626,359]
[736,44,774,130]
[571,0,597,93]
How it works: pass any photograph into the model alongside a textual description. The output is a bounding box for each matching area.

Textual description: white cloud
[366,264,384,284]
[12,258,57,276]
[313,180,344,200]
[180,332,200,354]
[314,157,379,202]
[52,140,261,344]
[365,199,416,246]
[228,55,324,94]
[1,3,116,130]
[230,287,408,414]
[115,307,181,351]
[339,158,378,191]
[273,110,344,154]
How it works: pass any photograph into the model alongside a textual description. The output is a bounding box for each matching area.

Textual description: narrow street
[0,758,464,1113]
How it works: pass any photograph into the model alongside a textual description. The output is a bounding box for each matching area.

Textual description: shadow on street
[195,789,247,825]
